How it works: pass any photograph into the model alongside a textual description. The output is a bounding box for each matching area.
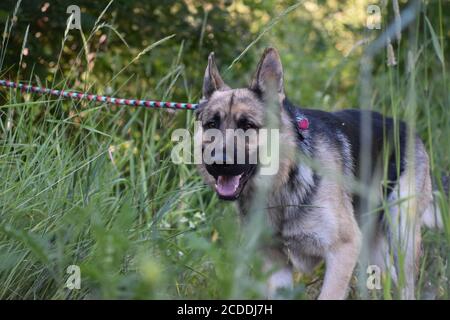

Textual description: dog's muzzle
[205,162,256,200]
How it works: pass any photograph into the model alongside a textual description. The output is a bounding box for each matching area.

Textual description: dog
[195,47,446,299]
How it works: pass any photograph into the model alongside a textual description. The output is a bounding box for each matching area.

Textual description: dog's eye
[238,119,256,131]
[204,120,218,129]
[244,123,255,130]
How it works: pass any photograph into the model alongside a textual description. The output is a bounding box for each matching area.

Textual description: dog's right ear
[250,48,284,99]
[202,52,229,101]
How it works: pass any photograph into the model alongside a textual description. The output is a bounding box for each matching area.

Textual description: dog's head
[195,48,288,200]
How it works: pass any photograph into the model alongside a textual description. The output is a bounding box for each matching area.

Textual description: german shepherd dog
[195,48,446,299]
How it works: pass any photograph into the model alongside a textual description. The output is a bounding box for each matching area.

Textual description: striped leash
[0,79,198,110]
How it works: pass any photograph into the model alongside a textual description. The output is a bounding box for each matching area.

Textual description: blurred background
[0,0,448,299]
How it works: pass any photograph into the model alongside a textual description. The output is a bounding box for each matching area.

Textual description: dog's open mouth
[207,165,255,200]
[215,175,241,198]
[214,172,252,200]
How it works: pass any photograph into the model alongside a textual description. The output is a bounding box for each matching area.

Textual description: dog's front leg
[318,238,361,300]
[263,248,293,299]
[267,266,293,299]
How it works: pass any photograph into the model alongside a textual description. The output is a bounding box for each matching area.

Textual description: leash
[0,79,198,110]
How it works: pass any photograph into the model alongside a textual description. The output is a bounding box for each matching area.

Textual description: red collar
[296,115,309,130]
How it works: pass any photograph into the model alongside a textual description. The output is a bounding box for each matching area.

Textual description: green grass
[0,0,448,299]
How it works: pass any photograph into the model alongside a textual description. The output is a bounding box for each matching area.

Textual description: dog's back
[295,106,409,214]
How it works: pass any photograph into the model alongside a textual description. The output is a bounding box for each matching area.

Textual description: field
[0,0,448,299]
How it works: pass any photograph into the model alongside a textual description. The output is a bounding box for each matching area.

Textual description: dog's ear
[250,48,284,97]
[202,52,229,100]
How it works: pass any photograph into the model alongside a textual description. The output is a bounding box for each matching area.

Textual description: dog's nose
[207,148,233,164]
[204,147,250,177]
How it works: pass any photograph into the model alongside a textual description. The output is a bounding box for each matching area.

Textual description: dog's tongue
[215,175,241,197]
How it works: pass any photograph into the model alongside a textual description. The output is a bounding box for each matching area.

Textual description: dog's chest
[267,188,336,260]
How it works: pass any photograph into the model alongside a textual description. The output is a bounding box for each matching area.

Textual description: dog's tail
[422,175,449,229]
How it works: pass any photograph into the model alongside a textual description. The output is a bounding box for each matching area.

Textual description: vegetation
[0,0,448,299]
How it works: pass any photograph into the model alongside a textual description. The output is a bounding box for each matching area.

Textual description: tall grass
[0,1,448,299]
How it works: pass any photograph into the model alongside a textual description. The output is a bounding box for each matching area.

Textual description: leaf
[425,16,445,67]
[0,224,52,265]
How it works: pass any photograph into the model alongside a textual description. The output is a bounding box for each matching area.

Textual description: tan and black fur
[195,48,446,299]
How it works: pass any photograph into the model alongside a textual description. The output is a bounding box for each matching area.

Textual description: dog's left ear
[250,47,284,98]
